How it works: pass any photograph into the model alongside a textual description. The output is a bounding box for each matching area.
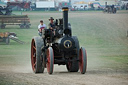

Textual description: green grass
[0,11,128,71]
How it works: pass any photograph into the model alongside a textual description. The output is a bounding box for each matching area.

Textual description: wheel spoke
[33,46,36,50]
[33,63,36,67]
[33,53,36,58]
[47,57,50,63]
[33,55,35,57]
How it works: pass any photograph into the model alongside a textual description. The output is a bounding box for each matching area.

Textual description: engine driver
[48,17,56,35]
[48,17,55,30]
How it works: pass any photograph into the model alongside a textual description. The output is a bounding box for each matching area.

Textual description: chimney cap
[62,7,69,11]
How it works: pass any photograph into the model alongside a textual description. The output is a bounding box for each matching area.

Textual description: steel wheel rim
[47,49,50,73]
[79,49,83,72]
[79,48,87,73]
[31,39,36,72]
[46,47,54,74]
[68,62,72,70]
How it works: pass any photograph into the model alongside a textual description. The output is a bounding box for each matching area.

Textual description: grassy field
[0,10,128,85]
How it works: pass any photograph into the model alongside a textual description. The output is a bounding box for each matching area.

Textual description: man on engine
[48,17,55,30]
[48,17,56,35]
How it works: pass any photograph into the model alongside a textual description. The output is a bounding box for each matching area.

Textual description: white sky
[50,0,92,1]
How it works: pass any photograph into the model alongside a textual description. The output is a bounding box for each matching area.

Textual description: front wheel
[46,47,54,74]
[79,47,87,74]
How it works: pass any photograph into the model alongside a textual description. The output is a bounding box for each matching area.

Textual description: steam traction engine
[31,7,87,74]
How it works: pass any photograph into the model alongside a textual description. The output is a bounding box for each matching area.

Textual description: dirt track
[0,65,128,85]
[0,11,128,85]
[0,50,128,85]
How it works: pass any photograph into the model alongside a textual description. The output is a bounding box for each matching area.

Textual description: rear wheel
[66,36,79,72]
[31,36,44,73]
[79,47,87,74]
[46,47,54,74]
[66,57,79,72]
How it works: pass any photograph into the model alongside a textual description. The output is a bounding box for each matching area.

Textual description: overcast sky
[57,0,90,2]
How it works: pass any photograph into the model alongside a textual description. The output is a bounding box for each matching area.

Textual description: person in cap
[48,17,55,30]
[38,20,47,36]
[48,17,56,35]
